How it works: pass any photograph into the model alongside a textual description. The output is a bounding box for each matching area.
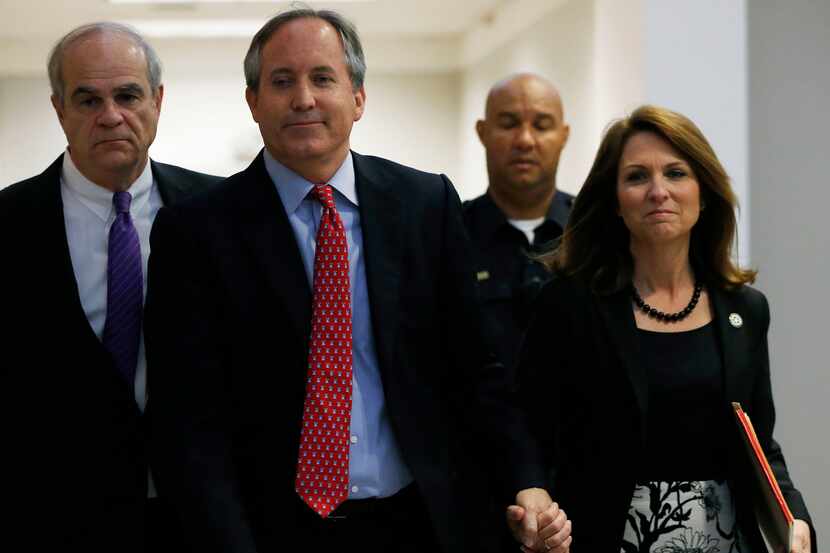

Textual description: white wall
[644,0,750,266]
[593,0,644,135]
[351,72,461,182]
[0,77,66,184]
[749,0,830,543]
[457,0,597,200]
[0,41,461,187]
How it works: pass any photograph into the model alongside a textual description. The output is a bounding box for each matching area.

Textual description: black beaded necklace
[631,281,703,323]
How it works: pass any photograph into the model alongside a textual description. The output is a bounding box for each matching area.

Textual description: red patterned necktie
[295,183,354,517]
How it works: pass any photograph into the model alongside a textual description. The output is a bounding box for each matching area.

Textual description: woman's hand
[792,519,811,553]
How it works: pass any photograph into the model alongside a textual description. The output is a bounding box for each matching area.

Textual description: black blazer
[0,154,221,552]
[144,151,545,553]
[517,275,815,552]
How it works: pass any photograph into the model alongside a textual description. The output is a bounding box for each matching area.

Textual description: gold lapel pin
[476,270,490,282]
[728,313,743,328]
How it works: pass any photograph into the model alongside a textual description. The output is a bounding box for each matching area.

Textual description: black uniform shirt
[462,190,573,372]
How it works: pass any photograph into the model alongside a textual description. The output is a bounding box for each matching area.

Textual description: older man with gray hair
[0,21,220,552]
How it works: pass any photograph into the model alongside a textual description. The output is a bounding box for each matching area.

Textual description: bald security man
[464,73,572,373]
[461,74,573,552]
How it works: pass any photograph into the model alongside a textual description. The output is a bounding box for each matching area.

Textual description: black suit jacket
[0,154,221,552]
[517,275,816,552]
[145,151,546,553]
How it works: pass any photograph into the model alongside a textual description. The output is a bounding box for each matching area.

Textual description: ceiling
[0,0,511,39]
[0,0,567,76]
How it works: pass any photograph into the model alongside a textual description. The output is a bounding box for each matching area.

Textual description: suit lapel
[708,286,748,404]
[234,152,313,343]
[597,289,649,426]
[597,283,754,440]
[230,152,404,359]
[39,156,104,348]
[352,153,403,374]
[151,160,188,205]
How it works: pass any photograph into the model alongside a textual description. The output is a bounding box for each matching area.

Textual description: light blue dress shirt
[263,150,413,499]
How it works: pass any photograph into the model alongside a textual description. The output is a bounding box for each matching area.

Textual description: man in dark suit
[0,22,220,552]
[145,7,570,553]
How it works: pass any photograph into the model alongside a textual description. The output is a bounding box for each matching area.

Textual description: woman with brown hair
[518,105,815,552]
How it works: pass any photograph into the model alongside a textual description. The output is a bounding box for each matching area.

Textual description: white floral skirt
[621,480,745,553]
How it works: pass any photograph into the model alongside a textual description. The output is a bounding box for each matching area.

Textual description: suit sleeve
[436,175,547,499]
[750,292,817,552]
[513,282,567,483]
[145,206,258,553]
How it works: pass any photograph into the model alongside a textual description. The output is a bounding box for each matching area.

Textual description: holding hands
[507,488,572,552]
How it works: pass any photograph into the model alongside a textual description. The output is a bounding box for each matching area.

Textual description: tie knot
[311,183,336,211]
[113,191,132,214]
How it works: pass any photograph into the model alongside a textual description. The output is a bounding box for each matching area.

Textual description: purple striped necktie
[102,191,143,394]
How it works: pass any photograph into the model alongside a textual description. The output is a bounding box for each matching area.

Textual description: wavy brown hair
[543,105,755,293]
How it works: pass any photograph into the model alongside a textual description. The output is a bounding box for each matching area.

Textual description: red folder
[732,402,793,552]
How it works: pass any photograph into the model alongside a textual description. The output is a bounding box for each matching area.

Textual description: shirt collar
[60,148,154,223]
[546,189,572,230]
[263,149,358,214]
[477,188,572,243]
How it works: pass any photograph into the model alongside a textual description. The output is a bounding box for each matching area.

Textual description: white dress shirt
[59,149,163,412]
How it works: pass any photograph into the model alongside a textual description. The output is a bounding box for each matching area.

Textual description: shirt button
[350,435,358,444]
[351,485,359,493]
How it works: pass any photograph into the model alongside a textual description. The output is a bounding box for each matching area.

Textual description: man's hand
[791,519,811,553]
[506,488,572,552]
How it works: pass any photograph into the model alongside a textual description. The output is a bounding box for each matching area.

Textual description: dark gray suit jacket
[0,154,221,552]
[145,151,547,553]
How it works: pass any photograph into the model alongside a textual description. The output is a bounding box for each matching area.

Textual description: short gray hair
[48,22,162,103]
[244,7,366,92]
